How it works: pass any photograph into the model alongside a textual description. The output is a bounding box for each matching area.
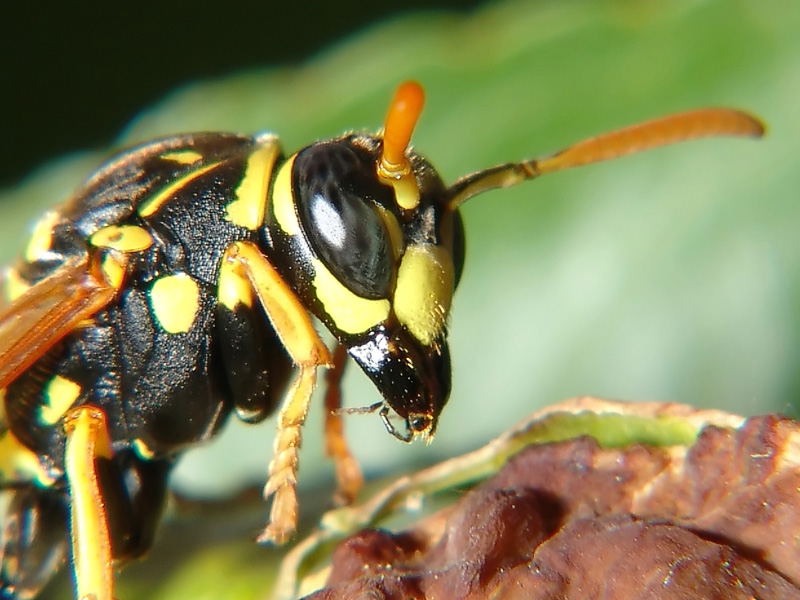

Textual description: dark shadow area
[1,0,487,186]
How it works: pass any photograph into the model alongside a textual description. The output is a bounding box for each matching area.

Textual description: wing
[0,255,117,390]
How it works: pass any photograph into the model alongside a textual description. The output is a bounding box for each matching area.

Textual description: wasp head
[263,83,464,442]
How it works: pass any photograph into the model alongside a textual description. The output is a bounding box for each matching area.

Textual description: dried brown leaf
[299,402,800,599]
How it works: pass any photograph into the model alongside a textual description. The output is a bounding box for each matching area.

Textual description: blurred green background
[1,0,798,597]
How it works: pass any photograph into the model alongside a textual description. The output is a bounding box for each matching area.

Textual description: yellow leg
[259,367,317,543]
[323,344,363,506]
[221,242,332,544]
[63,406,114,600]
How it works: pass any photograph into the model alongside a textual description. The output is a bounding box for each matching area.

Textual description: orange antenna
[380,81,425,175]
[448,107,765,210]
[379,82,426,210]
[534,108,765,176]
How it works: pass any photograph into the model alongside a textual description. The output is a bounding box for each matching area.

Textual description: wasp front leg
[219,242,332,544]
[63,406,172,600]
[62,406,115,600]
[323,344,363,506]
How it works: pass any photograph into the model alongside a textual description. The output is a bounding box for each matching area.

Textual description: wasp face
[265,134,465,441]
[347,321,451,441]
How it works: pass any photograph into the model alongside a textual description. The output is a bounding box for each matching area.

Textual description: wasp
[0,81,763,599]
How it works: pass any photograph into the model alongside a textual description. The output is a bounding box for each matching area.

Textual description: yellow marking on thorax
[271,156,300,236]
[39,375,83,425]
[0,430,58,486]
[160,149,203,165]
[394,244,454,346]
[4,267,31,302]
[99,253,127,290]
[24,210,60,263]
[225,137,280,230]
[90,224,153,253]
[311,258,390,335]
[138,161,222,217]
[148,273,201,334]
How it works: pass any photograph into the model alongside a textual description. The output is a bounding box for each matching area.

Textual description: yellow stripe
[311,258,390,334]
[376,204,403,260]
[148,273,201,334]
[225,137,280,230]
[138,161,222,217]
[271,156,300,236]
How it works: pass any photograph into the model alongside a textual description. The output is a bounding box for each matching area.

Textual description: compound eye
[451,209,466,289]
[294,143,395,299]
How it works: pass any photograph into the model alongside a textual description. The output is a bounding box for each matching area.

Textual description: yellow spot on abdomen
[39,375,82,425]
[225,137,280,230]
[24,211,60,263]
[394,244,454,346]
[148,273,201,334]
[312,259,390,334]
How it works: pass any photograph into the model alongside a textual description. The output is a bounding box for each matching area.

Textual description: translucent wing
[0,255,117,390]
